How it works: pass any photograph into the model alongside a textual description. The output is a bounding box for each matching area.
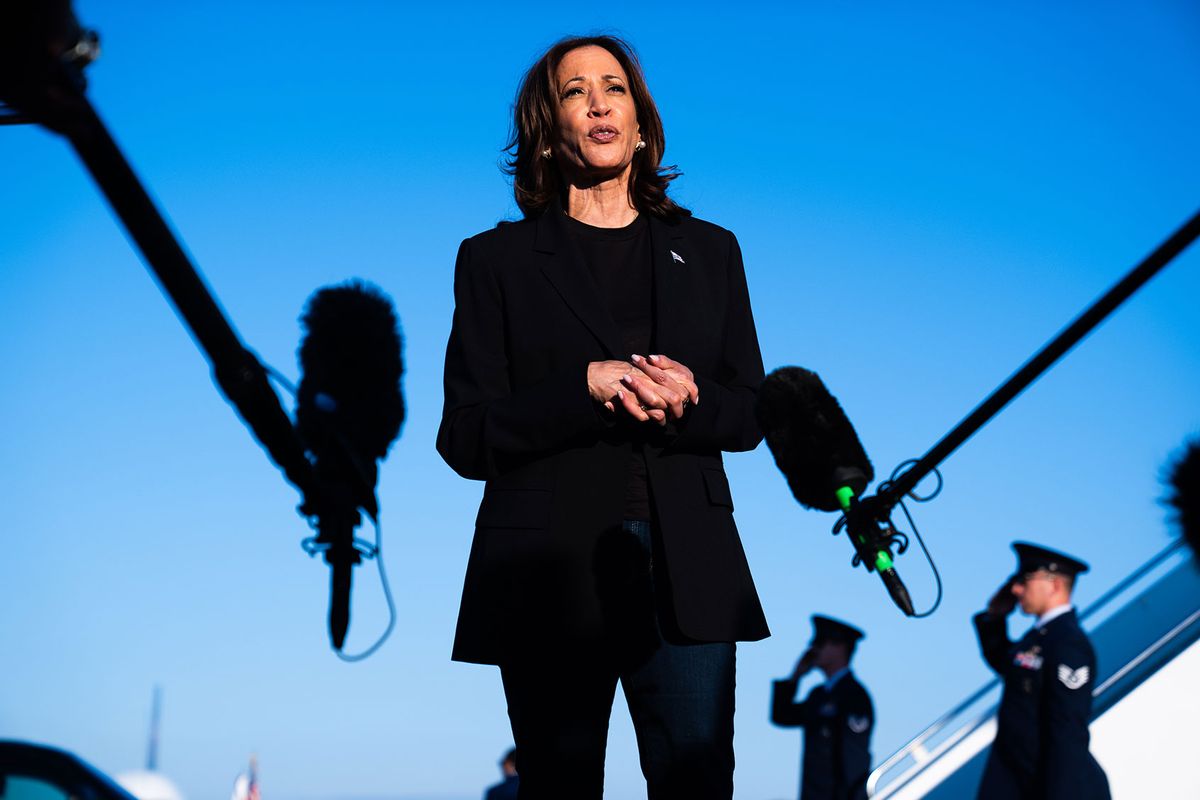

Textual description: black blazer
[437,203,770,665]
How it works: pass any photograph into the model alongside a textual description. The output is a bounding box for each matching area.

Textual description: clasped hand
[587,354,700,426]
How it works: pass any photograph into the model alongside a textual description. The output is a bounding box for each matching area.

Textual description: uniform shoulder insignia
[847,715,870,733]
[1057,664,1090,690]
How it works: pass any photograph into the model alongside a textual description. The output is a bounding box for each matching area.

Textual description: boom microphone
[757,367,914,616]
[3,2,410,657]
[756,366,874,511]
[296,282,405,651]
[0,1,96,132]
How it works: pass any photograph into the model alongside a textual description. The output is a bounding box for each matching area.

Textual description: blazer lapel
[535,204,625,358]
[649,215,688,355]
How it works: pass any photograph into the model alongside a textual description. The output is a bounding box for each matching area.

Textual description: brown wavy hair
[505,35,689,220]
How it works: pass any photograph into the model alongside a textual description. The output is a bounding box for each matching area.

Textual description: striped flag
[231,755,259,800]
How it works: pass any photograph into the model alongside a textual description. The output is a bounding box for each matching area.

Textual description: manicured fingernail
[617,390,626,399]
[631,354,643,362]
[648,354,660,362]
[622,374,634,385]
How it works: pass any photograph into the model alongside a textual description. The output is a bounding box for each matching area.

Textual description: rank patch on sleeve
[1057,665,1090,690]
[847,715,870,734]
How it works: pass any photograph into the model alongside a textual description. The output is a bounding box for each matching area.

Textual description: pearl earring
[541,148,552,159]
[634,140,646,152]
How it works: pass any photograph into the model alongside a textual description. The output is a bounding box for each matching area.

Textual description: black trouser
[499,519,736,799]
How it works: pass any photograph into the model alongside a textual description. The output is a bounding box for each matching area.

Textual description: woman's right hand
[587,360,671,425]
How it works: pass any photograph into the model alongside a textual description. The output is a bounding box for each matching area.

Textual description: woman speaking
[437,35,768,799]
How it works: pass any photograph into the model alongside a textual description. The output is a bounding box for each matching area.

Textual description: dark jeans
[500,519,736,799]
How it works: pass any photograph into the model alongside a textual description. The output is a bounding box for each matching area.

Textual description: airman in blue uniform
[973,542,1111,800]
[771,615,874,800]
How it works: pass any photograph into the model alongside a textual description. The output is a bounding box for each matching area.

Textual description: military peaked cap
[1012,541,1089,578]
[811,615,865,644]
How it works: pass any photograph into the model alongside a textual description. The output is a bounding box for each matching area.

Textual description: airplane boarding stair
[866,540,1200,799]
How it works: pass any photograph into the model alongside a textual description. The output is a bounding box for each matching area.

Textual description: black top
[563,213,653,520]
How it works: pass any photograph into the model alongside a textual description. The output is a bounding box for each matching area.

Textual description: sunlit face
[1011,570,1064,616]
[551,45,641,183]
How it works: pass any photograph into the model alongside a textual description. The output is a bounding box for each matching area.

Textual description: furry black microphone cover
[297,282,405,464]
[755,366,874,512]
[1166,439,1199,560]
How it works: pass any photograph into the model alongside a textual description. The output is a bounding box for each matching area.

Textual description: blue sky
[2,2,1198,798]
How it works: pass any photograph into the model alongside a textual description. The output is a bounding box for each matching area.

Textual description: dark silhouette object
[756,367,874,512]
[0,1,315,499]
[1165,439,1199,560]
[756,367,914,616]
[483,748,518,800]
[297,283,405,461]
[972,543,1110,800]
[771,616,874,800]
[0,3,407,657]
[297,281,405,511]
[0,1,95,131]
[296,282,406,651]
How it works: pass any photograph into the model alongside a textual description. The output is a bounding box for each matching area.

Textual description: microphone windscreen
[756,366,874,512]
[297,282,405,463]
[1167,439,1199,560]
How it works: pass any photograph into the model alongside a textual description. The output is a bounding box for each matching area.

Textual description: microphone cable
[265,363,398,660]
[878,459,944,618]
[301,514,397,662]
[831,459,944,617]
